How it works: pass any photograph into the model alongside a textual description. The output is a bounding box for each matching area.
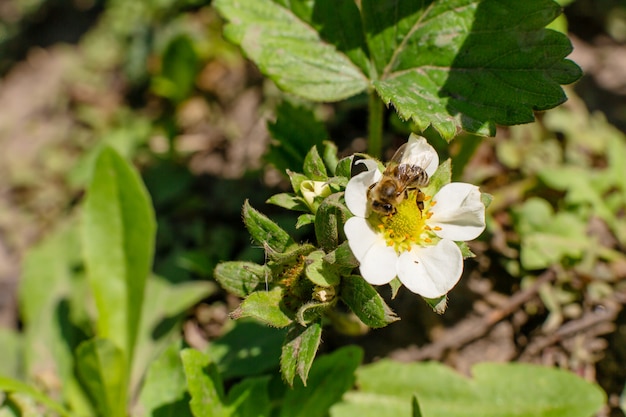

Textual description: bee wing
[395,164,429,189]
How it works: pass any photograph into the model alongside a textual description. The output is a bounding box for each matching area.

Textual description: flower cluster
[344,135,486,299]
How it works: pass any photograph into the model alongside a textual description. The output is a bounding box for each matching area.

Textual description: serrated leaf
[231,287,293,328]
[242,200,293,252]
[340,275,398,328]
[366,0,581,138]
[332,361,605,417]
[280,323,322,387]
[215,0,369,101]
[82,146,156,361]
[214,261,268,297]
[217,0,580,140]
[75,338,127,417]
[281,346,362,417]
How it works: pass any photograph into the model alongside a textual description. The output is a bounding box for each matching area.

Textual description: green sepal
[266,242,315,265]
[296,301,332,326]
[340,275,398,328]
[389,277,402,299]
[322,141,339,176]
[214,261,268,298]
[456,241,475,259]
[305,250,340,287]
[424,158,452,196]
[325,175,349,189]
[315,193,351,252]
[296,214,315,229]
[281,322,322,386]
[335,156,354,179]
[303,146,328,180]
[266,193,309,212]
[481,192,493,209]
[287,170,309,194]
[323,241,359,275]
[242,200,293,252]
[423,295,448,315]
[231,287,293,328]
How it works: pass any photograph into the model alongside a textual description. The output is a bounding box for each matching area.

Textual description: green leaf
[231,287,293,328]
[181,349,231,417]
[303,146,328,180]
[335,156,354,179]
[281,346,362,417]
[82,146,156,359]
[322,141,339,176]
[0,377,73,417]
[340,275,398,328]
[296,213,316,229]
[305,250,340,287]
[366,0,581,138]
[323,241,359,275]
[281,323,323,386]
[242,200,293,253]
[214,261,268,297]
[152,35,199,102]
[137,340,192,417]
[227,377,271,417]
[0,329,22,379]
[332,361,605,417]
[75,338,127,417]
[513,198,589,269]
[208,320,287,379]
[216,0,580,140]
[266,101,329,174]
[266,193,309,212]
[314,193,351,252]
[215,0,369,101]
[131,276,216,396]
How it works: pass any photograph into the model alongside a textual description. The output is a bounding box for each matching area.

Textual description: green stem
[368,91,384,159]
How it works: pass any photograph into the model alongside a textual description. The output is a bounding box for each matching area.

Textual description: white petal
[345,159,381,218]
[405,134,439,177]
[429,183,486,241]
[344,217,381,261]
[360,243,398,285]
[397,240,463,298]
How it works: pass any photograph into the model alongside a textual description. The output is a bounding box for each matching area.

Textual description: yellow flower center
[370,191,439,253]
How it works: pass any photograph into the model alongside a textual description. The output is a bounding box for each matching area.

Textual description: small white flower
[344,135,486,299]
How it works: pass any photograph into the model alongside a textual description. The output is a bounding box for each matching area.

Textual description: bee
[366,142,432,216]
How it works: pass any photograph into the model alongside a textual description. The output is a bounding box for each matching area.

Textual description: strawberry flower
[343,135,486,299]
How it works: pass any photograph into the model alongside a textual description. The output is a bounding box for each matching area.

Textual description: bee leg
[415,190,425,214]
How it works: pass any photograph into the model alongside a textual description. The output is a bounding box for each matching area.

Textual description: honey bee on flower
[344,134,486,301]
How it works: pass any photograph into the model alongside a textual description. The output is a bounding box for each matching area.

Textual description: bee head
[371,200,396,215]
